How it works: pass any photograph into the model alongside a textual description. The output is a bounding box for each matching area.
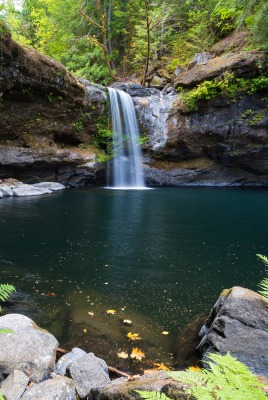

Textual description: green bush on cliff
[137,353,266,400]
[256,254,268,299]
[181,74,268,110]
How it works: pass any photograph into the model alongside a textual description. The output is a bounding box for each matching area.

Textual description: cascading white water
[108,87,145,189]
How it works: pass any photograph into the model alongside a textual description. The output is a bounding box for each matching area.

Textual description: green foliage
[137,353,266,400]
[170,352,266,400]
[136,391,171,400]
[181,74,268,111]
[0,284,16,312]
[256,254,268,299]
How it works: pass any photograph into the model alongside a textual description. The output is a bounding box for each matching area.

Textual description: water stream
[108,88,145,189]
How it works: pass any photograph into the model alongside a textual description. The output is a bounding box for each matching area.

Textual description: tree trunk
[141,0,150,86]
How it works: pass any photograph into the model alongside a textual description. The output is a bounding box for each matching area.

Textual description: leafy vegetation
[256,254,268,299]
[180,74,268,111]
[1,1,268,84]
[137,352,267,400]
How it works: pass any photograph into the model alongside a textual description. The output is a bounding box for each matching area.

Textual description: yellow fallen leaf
[127,332,141,341]
[83,328,87,333]
[153,362,170,371]
[117,351,129,359]
[130,348,145,361]
[189,365,201,372]
[123,319,132,325]
[88,312,94,316]
[162,331,169,335]
[106,310,116,315]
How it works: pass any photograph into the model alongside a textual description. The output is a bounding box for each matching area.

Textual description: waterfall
[108,87,145,189]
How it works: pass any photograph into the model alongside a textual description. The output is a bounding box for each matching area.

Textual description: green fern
[256,254,268,299]
[0,395,4,400]
[0,284,16,312]
[169,352,266,400]
[136,391,171,400]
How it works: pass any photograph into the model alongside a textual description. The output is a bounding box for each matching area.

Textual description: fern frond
[0,329,13,334]
[0,394,5,400]
[170,352,266,400]
[135,390,171,400]
[0,284,16,303]
[258,278,268,299]
[256,254,268,266]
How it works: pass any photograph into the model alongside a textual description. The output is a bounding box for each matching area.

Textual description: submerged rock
[198,286,268,377]
[0,314,58,383]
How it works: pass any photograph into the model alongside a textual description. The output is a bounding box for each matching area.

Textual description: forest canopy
[1,0,268,84]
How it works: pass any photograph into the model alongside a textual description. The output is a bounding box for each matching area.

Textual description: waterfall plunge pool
[0,186,267,372]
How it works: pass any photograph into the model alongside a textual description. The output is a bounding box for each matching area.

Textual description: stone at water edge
[0,370,29,400]
[68,352,111,398]
[198,286,268,377]
[32,182,65,191]
[54,347,86,376]
[12,184,45,197]
[0,314,58,383]
[21,376,76,400]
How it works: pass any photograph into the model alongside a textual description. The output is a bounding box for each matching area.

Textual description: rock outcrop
[174,51,267,88]
[0,31,107,185]
[198,286,268,377]
[0,314,58,383]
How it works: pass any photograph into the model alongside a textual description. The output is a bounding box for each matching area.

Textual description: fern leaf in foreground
[136,391,171,400]
[0,284,16,312]
[170,352,266,400]
[256,254,268,299]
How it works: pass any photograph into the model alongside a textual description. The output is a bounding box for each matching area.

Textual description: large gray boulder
[68,353,111,398]
[198,286,268,377]
[0,370,29,400]
[0,314,58,383]
[21,376,76,400]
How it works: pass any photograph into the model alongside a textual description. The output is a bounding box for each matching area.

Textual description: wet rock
[32,182,65,191]
[174,51,267,88]
[21,376,76,400]
[0,370,29,400]
[188,52,212,69]
[0,184,13,196]
[111,83,151,97]
[89,371,188,400]
[13,184,44,197]
[54,347,86,376]
[68,353,111,398]
[0,314,58,383]
[198,286,268,377]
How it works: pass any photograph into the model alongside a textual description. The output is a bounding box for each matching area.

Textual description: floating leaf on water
[123,319,133,325]
[44,292,56,297]
[106,309,116,315]
[117,351,129,359]
[153,362,170,371]
[88,312,94,316]
[83,328,87,333]
[130,348,145,361]
[127,332,141,341]
[188,365,201,372]
[161,331,169,335]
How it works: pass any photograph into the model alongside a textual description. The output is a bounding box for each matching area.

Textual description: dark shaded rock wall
[0,32,107,185]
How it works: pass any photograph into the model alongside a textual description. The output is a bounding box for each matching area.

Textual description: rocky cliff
[0,28,107,186]
[1,27,268,187]
[115,49,268,187]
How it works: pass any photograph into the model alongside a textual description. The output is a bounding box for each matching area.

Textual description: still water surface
[0,187,267,371]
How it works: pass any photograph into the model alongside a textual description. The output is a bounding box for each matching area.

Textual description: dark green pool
[0,187,267,371]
